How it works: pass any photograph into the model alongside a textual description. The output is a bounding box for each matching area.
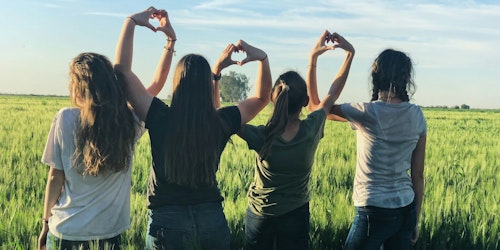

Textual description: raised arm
[307,30,334,112]
[114,7,157,121]
[410,134,426,245]
[212,44,238,108]
[307,31,354,121]
[146,9,177,97]
[235,40,272,125]
[308,31,354,114]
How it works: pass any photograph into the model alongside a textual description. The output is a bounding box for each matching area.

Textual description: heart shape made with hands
[325,35,340,47]
[230,50,248,65]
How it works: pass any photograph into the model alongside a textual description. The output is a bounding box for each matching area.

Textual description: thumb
[145,23,156,32]
[239,57,251,66]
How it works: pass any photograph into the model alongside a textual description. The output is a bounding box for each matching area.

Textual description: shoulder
[145,97,170,129]
[217,105,241,118]
[217,105,242,132]
[303,109,327,126]
[54,107,79,126]
[306,109,327,120]
[341,102,372,120]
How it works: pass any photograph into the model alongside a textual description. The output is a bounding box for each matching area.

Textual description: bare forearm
[213,80,221,108]
[254,57,272,104]
[412,175,424,222]
[42,168,64,220]
[327,52,354,102]
[411,135,426,223]
[306,55,320,111]
[114,18,136,73]
[113,17,152,120]
[148,40,175,96]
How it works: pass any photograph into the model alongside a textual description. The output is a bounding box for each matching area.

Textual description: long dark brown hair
[164,54,225,188]
[70,52,136,176]
[259,71,308,159]
[370,49,415,101]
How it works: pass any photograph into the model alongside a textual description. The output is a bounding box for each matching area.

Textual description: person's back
[241,72,326,217]
[241,30,355,250]
[324,48,427,249]
[39,52,143,250]
[114,7,272,249]
[341,101,426,208]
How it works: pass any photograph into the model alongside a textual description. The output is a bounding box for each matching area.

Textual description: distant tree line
[425,104,470,109]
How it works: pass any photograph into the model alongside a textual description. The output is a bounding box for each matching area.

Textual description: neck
[378,91,402,103]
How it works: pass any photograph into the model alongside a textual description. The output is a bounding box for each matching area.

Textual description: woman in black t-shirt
[114,7,272,250]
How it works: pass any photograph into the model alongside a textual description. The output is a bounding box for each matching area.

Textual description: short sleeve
[41,110,65,169]
[303,109,326,139]
[341,102,367,130]
[145,97,169,130]
[217,106,242,135]
[239,124,266,151]
[417,108,427,136]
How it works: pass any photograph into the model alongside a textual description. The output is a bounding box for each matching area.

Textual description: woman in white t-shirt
[38,22,173,249]
[308,48,427,249]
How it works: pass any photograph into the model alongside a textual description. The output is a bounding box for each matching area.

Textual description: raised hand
[128,6,157,31]
[154,9,176,40]
[330,32,354,53]
[311,30,335,58]
[235,40,267,65]
[213,44,238,75]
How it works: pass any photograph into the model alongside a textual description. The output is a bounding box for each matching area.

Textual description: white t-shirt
[42,108,144,240]
[341,101,427,208]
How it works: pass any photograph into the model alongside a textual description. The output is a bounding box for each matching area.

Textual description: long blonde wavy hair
[69,53,136,176]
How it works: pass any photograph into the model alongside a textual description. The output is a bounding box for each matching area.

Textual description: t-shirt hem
[48,225,129,241]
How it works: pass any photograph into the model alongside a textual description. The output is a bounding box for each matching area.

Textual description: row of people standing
[38,6,426,250]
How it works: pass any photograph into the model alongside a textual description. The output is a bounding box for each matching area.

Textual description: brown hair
[164,54,226,188]
[370,49,415,101]
[70,53,136,176]
[259,71,308,159]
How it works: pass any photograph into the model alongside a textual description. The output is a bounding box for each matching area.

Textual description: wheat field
[0,95,498,249]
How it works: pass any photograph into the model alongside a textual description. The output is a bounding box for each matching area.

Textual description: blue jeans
[46,231,121,250]
[245,203,310,250]
[145,202,230,250]
[344,201,416,250]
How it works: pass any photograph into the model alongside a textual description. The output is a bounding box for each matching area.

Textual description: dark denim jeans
[46,231,121,250]
[145,202,230,250]
[344,201,416,250]
[245,202,310,250]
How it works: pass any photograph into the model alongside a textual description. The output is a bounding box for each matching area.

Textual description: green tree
[219,71,249,102]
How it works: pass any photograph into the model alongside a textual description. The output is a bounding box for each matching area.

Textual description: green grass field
[0,95,498,249]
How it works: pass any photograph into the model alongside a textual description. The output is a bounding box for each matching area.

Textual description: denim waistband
[356,200,415,213]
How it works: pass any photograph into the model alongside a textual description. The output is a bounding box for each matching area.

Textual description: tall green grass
[0,95,498,249]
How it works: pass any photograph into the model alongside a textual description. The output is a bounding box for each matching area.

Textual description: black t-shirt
[145,97,241,208]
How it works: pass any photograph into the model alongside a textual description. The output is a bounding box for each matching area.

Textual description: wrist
[127,17,137,25]
[213,72,222,81]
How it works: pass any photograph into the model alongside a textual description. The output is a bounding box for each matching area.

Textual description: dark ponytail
[259,81,289,159]
[259,71,308,159]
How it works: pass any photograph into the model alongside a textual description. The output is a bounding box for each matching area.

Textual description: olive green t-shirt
[239,109,326,216]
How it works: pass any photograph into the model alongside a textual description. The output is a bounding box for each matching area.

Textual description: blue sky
[1,0,499,109]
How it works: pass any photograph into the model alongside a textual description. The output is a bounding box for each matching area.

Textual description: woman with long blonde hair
[38,20,172,249]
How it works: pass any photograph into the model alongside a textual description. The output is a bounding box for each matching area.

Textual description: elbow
[113,63,128,75]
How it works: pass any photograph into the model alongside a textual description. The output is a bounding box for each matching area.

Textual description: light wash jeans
[344,201,417,250]
[145,202,230,250]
